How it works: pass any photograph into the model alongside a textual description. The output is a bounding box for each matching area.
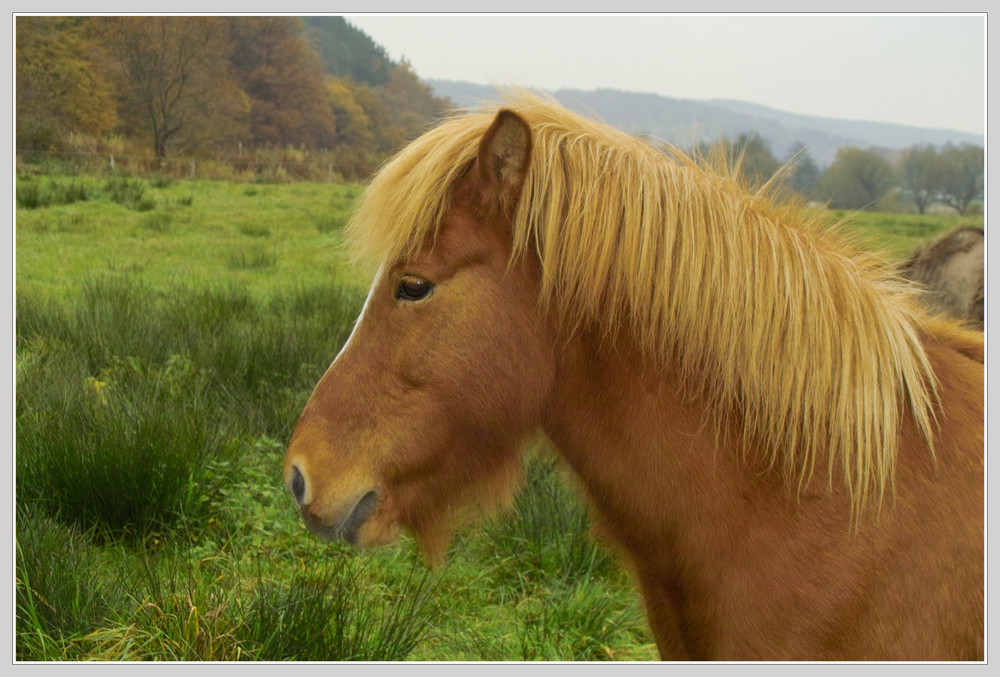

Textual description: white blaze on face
[299,266,385,416]
[331,264,384,368]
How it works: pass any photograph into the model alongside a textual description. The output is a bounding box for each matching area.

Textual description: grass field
[14,173,982,661]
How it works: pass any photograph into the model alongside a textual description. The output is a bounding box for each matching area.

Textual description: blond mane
[347,92,940,515]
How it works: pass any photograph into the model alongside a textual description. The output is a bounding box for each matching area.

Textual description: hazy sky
[347,14,985,135]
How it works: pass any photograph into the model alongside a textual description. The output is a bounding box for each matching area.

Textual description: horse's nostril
[340,489,380,545]
[290,465,306,505]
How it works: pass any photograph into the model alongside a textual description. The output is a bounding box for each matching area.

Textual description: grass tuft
[227,246,278,270]
[16,350,240,537]
[15,505,127,658]
[15,275,363,536]
[238,224,271,238]
[104,177,151,211]
[239,559,437,660]
[141,212,173,232]
[17,179,91,209]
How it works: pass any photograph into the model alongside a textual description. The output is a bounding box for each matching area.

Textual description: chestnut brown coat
[284,95,984,660]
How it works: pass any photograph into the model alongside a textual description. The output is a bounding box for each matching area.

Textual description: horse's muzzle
[300,488,381,546]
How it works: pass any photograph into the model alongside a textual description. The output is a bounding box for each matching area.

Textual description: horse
[283,93,984,660]
[900,225,984,330]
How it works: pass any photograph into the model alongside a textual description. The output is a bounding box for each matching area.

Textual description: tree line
[699,133,983,216]
[16,16,451,179]
[17,16,984,211]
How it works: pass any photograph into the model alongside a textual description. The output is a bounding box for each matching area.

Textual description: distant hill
[428,80,983,167]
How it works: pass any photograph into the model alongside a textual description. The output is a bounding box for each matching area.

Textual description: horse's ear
[477,109,532,215]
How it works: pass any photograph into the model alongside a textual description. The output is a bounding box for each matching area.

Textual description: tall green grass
[15,175,664,661]
[16,506,440,661]
[15,506,127,659]
[16,178,91,209]
[16,276,364,532]
[14,269,453,660]
[16,356,237,537]
[103,176,155,211]
[14,176,170,212]
[17,276,363,440]
[240,559,437,661]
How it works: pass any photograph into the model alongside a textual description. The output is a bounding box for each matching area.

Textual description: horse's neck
[542,329,851,657]
[541,324,982,659]
[544,329,784,542]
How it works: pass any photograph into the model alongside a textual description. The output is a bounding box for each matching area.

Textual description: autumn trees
[16,15,982,209]
[16,17,118,152]
[229,17,334,149]
[16,16,452,177]
[95,17,248,160]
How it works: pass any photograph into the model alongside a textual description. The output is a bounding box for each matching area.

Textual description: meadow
[14,172,981,661]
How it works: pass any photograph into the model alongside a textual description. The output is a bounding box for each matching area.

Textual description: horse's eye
[395,276,434,302]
